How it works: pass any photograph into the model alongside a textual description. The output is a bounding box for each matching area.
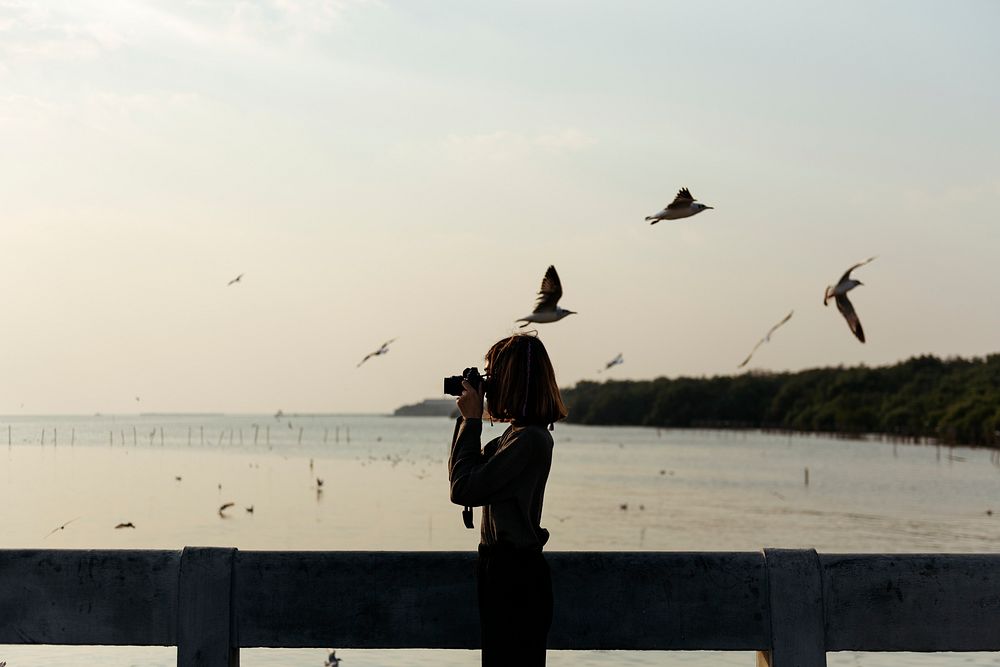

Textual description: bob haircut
[484,334,568,425]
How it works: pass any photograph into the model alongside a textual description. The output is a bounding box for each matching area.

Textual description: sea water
[1,414,999,666]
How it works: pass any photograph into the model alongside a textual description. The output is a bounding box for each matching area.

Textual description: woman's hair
[484,334,568,425]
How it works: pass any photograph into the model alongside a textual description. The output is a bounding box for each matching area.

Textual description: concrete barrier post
[757,548,826,667]
[178,547,239,667]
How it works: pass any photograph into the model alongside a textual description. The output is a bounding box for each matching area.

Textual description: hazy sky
[1,0,998,414]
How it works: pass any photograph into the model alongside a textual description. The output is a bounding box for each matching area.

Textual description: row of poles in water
[6,424,352,447]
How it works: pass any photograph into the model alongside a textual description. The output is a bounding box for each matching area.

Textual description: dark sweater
[449,417,553,549]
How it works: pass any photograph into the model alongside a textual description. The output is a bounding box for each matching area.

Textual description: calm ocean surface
[2,413,999,666]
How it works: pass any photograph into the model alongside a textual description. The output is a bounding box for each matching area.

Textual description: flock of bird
[228,193,875,378]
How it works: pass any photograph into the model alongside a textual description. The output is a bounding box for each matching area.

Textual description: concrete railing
[2,548,1000,666]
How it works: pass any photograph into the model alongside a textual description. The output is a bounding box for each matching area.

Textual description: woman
[449,333,568,666]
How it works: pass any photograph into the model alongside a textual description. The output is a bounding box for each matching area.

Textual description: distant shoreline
[561,353,1000,449]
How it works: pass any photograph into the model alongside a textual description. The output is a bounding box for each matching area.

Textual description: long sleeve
[449,418,537,507]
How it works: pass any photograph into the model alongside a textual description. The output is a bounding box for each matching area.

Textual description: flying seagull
[227,273,244,286]
[598,353,624,373]
[114,522,136,529]
[646,188,714,224]
[517,265,576,327]
[218,502,235,516]
[357,339,397,367]
[824,257,877,343]
[324,651,342,667]
[44,516,81,539]
[738,311,794,368]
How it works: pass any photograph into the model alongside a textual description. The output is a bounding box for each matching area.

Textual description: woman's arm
[449,422,536,507]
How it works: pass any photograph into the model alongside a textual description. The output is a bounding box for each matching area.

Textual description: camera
[443,367,489,397]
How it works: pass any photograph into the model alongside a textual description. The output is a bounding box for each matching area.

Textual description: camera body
[443,367,488,397]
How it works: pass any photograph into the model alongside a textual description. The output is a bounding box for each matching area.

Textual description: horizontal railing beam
[3,549,1000,657]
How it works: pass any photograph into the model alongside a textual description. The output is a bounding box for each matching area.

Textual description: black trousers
[476,543,553,667]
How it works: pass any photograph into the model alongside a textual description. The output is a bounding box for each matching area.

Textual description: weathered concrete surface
[2,548,1000,658]
[235,551,770,650]
[0,549,178,645]
[178,547,238,666]
[759,548,826,667]
[547,551,768,650]
[823,554,1000,651]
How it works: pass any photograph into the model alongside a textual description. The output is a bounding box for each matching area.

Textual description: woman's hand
[456,379,484,420]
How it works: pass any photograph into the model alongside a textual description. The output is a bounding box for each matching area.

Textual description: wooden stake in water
[324,428,328,444]
[253,425,259,446]
[132,426,137,447]
[804,467,810,486]
[121,430,125,446]
[109,430,113,446]
[200,426,204,446]
[218,430,224,446]
[335,426,340,443]
[346,426,350,443]
[298,427,303,445]
[54,428,57,447]
[160,427,164,447]
[266,425,270,446]
[8,425,11,447]
[71,428,75,446]
[188,426,192,447]
[239,429,243,446]
[228,429,233,446]
[41,429,45,446]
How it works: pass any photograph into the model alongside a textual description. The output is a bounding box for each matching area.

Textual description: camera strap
[462,506,474,529]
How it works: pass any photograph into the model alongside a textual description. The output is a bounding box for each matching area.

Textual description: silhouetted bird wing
[666,187,695,210]
[532,265,563,313]
[835,294,865,342]
[765,310,794,339]
[838,256,877,284]
[738,339,766,369]
[227,273,244,286]
[219,502,235,512]
[43,516,80,539]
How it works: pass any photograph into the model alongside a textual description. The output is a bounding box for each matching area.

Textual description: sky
[1,0,998,414]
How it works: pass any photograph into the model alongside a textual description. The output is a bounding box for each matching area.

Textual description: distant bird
[738,310,794,368]
[357,339,397,367]
[316,477,324,488]
[115,522,136,529]
[218,502,235,516]
[135,396,140,402]
[598,353,624,373]
[274,409,284,421]
[175,476,182,481]
[227,273,244,286]
[517,265,575,327]
[646,187,713,224]
[619,503,628,511]
[324,651,342,667]
[44,516,80,539]
[245,505,254,514]
[824,257,876,343]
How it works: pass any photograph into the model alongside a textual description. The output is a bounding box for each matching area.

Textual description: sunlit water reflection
[1,414,998,665]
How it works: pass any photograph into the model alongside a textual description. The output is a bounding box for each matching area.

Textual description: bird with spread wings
[824,257,877,343]
[516,265,576,327]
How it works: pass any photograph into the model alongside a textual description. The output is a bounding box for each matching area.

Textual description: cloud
[0,1,126,61]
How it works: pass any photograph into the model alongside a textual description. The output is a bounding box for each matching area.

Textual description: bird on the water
[598,353,624,373]
[357,339,397,367]
[824,257,877,343]
[516,265,575,327]
[738,310,794,369]
[645,187,713,224]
